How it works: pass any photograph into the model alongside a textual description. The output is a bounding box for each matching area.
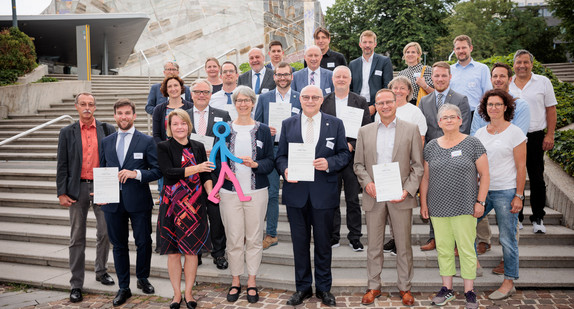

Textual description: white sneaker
[533,219,546,234]
[518,222,523,230]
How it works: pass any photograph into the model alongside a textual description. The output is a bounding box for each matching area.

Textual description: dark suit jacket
[275,112,351,209]
[349,53,394,104]
[187,105,232,139]
[157,138,212,187]
[145,83,191,115]
[254,89,301,126]
[304,49,347,71]
[152,100,194,144]
[99,129,162,213]
[320,92,371,150]
[419,89,471,143]
[291,68,334,97]
[56,120,115,200]
[237,69,276,94]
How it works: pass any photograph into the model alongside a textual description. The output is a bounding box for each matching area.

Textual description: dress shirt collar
[303,111,321,124]
[118,126,135,135]
[194,105,210,114]
[276,88,292,102]
[252,66,266,78]
[376,116,397,128]
[362,53,374,63]
[455,58,476,69]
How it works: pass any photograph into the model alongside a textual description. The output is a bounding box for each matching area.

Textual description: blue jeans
[478,188,519,280]
[265,145,280,237]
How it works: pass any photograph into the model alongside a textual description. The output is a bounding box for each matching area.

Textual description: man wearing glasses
[145,61,192,115]
[210,61,240,113]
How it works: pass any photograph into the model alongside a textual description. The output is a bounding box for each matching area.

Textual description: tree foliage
[0,27,37,86]
[324,0,369,63]
[547,0,574,58]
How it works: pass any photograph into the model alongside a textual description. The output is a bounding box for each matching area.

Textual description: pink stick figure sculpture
[208,122,252,203]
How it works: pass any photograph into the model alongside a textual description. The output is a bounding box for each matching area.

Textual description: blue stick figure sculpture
[208,122,252,203]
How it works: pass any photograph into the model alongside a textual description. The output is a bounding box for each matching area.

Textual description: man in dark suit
[349,30,394,116]
[145,61,191,115]
[320,65,371,251]
[57,92,116,303]
[292,45,334,96]
[305,27,347,70]
[238,48,276,95]
[276,85,351,307]
[186,79,231,270]
[254,61,301,250]
[99,99,162,306]
[418,61,470,251]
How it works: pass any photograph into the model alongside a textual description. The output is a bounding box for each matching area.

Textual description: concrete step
[0,152,57,161]
[0,130,60,138]
[0,145,57,153]
[0,168,56,181]
[0,137,58,145]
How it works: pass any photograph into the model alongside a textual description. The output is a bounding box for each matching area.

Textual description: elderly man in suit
[349,30,394,116]
[254,61,301,250]
[238,48,276,95]
[99,99,162,306]
[354,89,424,306]
[145,61,191,115]
[320,65,371,251]
[291,45,334,96]
[276,85,351,307]
[418,61,470,251]
[186,78,231,270]
[57,93,116,303]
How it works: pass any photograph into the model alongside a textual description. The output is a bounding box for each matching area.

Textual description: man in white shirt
[509,49,557,234]
[210,61,239,114]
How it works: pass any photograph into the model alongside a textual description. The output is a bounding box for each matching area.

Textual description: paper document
[287,143,315,182]
[372,162,403,202]
[93,167,120,204]
[189,133,215,151]
[340,106,364,139]
[269,102,292,142]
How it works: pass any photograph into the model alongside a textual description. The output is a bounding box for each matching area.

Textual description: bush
[547,130,574,177]
[0,27,37,86]
[33,76,59,83]
[239,61,305,74]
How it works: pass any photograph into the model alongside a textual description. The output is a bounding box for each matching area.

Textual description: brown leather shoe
[477,242,491,255]
[262,235,278,250]
[492,260,504,275]
[400,290,415,306]
[361,289,382,305]
[420,239,435,251]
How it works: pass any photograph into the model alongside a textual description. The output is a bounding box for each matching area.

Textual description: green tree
[325,0,369,62]
[0,27,37,86]
[547,0,574,58]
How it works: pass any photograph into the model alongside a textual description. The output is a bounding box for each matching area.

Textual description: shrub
[0,27,37,86]
[239,61,305,74]
[33,76,59,83]
[547,130,574,177]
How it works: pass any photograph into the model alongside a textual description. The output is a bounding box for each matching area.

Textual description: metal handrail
[181,48,239,79]
[139,50,153,135]
[0,115,75,147]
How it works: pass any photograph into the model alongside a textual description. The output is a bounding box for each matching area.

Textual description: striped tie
[306,117,314,144]
[310,71,315,85]
[197,110,207,135]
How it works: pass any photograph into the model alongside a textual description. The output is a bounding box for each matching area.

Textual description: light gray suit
[353,118,424,291]
[419,89,470,143]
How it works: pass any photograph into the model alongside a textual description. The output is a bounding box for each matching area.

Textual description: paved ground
[2,283,574,308]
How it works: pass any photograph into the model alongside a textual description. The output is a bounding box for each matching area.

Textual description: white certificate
[340,106,364,139]
[287,143,315,182]
[222,104,238,121]
[189,133,215,151]
[93,167,119,204]
[372,162,403,202]
[269,102,292,142]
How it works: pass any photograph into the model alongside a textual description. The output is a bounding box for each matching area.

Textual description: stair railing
[0,115,75,147]
[181,48,239,79]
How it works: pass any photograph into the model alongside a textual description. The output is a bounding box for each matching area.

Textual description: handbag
[416,66,428,106]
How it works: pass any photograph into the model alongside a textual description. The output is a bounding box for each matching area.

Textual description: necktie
[225,92,232,105]
[117,132,127,167]
[437,93,444,109]
[310,71,315,85]
[306,117,314,144]
[197,110,207,135]
[254,73,261,94]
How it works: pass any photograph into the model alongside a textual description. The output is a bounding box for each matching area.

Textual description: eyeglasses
[300,95,322,102]
[222,70,236,75]
[374,100,395,106]
[487,103,504,109]
[192,90,210,95]
[236,99,252,104]
[440,115,459,121]
[274,73,291,78]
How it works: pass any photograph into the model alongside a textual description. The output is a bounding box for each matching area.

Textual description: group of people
[56,26,558,308]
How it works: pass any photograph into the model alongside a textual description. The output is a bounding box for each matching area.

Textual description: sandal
[226,286,241,302]
[246,286,259,303]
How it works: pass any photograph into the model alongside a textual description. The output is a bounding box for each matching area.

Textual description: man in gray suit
[291,45,334,96]
[238,48,276,95]
[56,92,116,303]
[418,61,471,251]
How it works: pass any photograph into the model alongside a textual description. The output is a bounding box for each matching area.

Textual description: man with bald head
[238,48,276,95]
[276,85,351,307]
[291,45,334,96]
[321,66,371,250]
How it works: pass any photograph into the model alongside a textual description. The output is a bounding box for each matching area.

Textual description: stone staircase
[0,75,573,298]
[543,62,574,83]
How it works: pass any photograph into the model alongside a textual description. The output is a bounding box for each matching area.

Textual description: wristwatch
[515,193,525,201]
[476,200,485,206]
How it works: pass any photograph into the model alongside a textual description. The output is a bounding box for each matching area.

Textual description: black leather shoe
[137,278,155,294]
[213,256,229,270]
[70,288,82,303]
[286,289,312,306]
[169,301,181,309]
[113,288,132,306]
[96,273,115,286]
[316,290,337,307]
[197,254,202,266]
[226,286,241,302]
[185,298,197,309]
[246,287,259,303]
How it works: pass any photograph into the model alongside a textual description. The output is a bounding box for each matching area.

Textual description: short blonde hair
[388,76,413,102]
[166,109,193,137]
[402,42,422,63]
[359,30,377,43]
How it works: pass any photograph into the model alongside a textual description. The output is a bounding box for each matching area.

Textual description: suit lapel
[369,55,379,77]
[262,69,274,89]
[392,119,404,161]
[316,113,329,154]
[294,114,304,143]
[123,130,139,167]
[73,122,82,164]
[369,123,378,166]
[322,95,336,116]
[445,89,455,105]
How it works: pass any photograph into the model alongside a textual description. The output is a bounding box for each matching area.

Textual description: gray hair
[75,92,96,105]
[388,76,413,102]
[164,61,179,70]
[191,78,213,93]
[513,49,534,63]
[437,103,462,120]
[248,48,264,57]
[305,45,322,55]
[332,65,351,78]
[232,85,257,105]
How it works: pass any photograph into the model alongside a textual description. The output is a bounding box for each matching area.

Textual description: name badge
[327,62,335,68]
[325,87,331,94]
[214,117,223,122]
[134,152,143,159]
[451,150,462,157]
[374,70,383,76]
[292,107,300,114]
[262,88,269,93]
[256,140,263,148]
[326,141,335,149]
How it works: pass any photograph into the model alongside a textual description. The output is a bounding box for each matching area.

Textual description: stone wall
[544,156,574,229]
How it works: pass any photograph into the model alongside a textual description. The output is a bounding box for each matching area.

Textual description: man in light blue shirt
[450,35,492,112]
[471,63,530,136]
